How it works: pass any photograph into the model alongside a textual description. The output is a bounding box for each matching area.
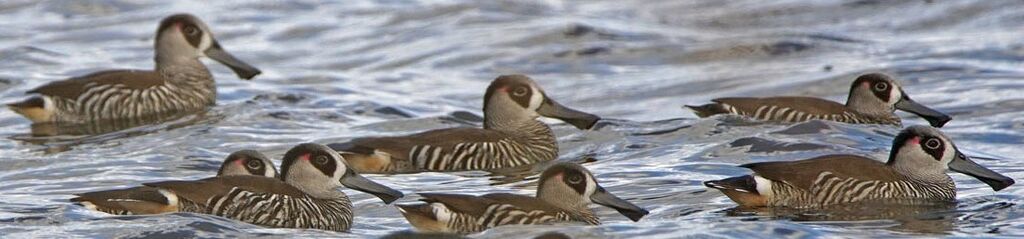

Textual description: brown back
[419,193,567,217]
[345,127,511,160]
[29,70,165,99]
[714,96,853,116]
[144,175,306,206]
[71,186,169,211]
[742,154,905,190]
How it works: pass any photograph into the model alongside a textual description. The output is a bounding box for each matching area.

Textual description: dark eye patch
[873,82,888,92]
[921,137,945,161]
[312,153,337,177]
[245,159,264,175]
[510,84,533,108]
[562,170,588,195]
[181,23,203,48]
[869,80,892,102]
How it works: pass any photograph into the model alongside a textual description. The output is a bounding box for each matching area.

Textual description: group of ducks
[6,14,1016,234]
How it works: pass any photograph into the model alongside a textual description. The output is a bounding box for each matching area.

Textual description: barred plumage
[71,150,277,216]
[705,126,1014,208]
[722,103,899,125]
[410,121,558,171]
[397,163,647,234]
[432,201,578,233]
[686,73,950,127]
[8,14,260,124]
[331,75,598,173]
[73,143,403,232]
[763,171,954,207]
[201,187,353,231]
[48,67,216,123]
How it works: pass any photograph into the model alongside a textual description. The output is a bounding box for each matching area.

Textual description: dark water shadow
[728,137,830,153]
[594,117,693,136]
[724,202,959,234]
[8,110,222,154]
[479,154,599,186]
[381,230,469,239]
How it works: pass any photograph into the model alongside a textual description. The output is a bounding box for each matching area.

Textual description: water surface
[0,0,1022,238]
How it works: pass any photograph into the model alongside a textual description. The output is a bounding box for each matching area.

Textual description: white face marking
[527,85,543,111]
[582,173,597,203]
[196,31,212,56]
[327,150,348,182]
[939,137,956,165]
[888,85,903,105]
[263,162,277,177]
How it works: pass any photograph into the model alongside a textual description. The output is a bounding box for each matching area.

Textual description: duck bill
[340,169,404,204]
[590,186,649,222]
[949,152,1015,191]
[894,95,951,127]
[204,41,262,80]
[536,97,600,130]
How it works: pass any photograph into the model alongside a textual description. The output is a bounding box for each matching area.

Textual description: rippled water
[1,0,1022,238]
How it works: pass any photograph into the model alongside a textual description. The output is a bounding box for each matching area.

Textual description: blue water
[0,0,1022,238]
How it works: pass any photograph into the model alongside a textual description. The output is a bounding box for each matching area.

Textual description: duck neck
[889,159,956,198]
[845,94,894,118]
[487,117,557,149]
[537,187,593,215]
[484,112,553,135]
[285,172,347,199]
[155,52,209,75]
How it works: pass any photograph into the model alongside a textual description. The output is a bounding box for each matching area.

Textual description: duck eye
[924,138,941,150]
[512,87,528,97]
[315,155,330,165]
[567,174,583,184]
[183,26,199,36]
[246,159,262,169]
[873,82,888,92]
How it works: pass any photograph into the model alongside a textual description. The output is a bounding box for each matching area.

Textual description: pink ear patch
[300,153,311,161]
[235,158,245,166]
[907,136,920,145]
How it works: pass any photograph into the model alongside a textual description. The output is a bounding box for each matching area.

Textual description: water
[0,0,1022,238]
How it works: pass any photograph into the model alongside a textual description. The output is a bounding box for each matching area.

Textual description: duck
[686,73,951,127]
[72,150,277,215]
[396,162,648,234]
[330,75,600,173]
[73,143,403,232]
[8,13,261,124]
[705,125,1015,208]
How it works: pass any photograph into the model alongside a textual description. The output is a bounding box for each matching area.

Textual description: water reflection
[724,202,959,234]
[481,154,598,186]
[9,110,219,154]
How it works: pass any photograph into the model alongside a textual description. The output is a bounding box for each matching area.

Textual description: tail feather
[396,203,435,219]
[685,103,729,118]
[7,97,44,108]
[327,142,376,155]
[7,96,53,122]
[397,203,451,233]
[71,186,177,215]
[703,175,758,193]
